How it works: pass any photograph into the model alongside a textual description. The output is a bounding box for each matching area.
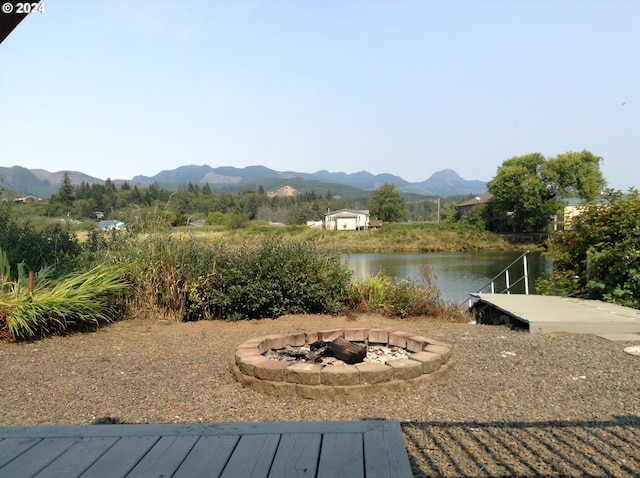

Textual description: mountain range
[0,164,487,198]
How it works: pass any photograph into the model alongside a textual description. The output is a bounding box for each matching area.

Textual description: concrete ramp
[470,293,640,334]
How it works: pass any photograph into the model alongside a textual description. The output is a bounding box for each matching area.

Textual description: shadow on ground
[402,416,640,477]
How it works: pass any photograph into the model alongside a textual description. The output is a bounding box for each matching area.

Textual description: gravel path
[1,314,639,477]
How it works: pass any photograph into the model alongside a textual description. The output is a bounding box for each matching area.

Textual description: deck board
[172,434,239,478]
[33,437,119,478]
[318,433,365,478]
[269,433,321,477]
[0,421,411,478]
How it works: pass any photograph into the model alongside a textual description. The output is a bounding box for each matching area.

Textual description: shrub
[537,189,640,309]
[186,239,352,320]
[0,204,81,276]
[100,234,352,321]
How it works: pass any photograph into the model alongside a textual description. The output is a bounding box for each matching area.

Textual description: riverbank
[175,222,544,254]
[1,314,637,476]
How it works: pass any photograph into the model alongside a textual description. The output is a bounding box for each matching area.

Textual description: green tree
[56,172,75,206]
[440,201,459,224]
[537,189,640,309]
[368,183,408,222]
[488,150,606,232]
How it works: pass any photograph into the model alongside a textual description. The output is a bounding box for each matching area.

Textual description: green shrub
[186,239,352,320]
[100,234,352,321]
[537,189,640,309]
[0,203,81,276]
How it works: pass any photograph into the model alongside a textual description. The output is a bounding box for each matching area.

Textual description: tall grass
[347,264,472,321]
[96,234,352,321]
[0,255,128,341]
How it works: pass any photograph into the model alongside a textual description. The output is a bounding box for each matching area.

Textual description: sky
[1,1,639,190]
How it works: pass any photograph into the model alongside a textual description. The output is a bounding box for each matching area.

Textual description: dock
[470,293,640,334]
[0,420,412,478]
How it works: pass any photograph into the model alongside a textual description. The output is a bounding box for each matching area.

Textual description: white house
[324,209,370,231]
[97,220,126,230]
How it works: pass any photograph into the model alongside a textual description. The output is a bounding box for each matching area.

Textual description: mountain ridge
[0,164,487,197]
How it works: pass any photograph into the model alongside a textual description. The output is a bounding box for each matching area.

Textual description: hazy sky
[1,1,638,189]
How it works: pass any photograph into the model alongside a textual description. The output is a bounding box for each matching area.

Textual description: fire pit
[233,328,452,399]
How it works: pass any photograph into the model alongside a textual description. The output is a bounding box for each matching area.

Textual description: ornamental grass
[0,255,128,341]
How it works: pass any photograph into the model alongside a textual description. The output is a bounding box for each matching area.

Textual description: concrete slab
[471,294,640,334]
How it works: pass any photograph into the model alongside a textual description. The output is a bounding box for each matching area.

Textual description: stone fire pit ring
[233,328,453,399]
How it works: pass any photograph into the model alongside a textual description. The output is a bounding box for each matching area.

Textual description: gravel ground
[1,314,639,477]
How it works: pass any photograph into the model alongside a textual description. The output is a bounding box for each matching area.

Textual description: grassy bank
[172,221,541,254]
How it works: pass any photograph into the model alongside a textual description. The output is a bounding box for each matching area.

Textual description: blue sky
[1,1,638,190]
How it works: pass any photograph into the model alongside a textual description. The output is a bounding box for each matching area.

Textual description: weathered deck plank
[172,434,239,478]
[269,433,321,477]
[0,421,412,478]
[33,437,119,478]
[318,433,365,478]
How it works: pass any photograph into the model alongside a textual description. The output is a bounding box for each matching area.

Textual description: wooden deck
[0,420,412,478]
[471,293,640,334]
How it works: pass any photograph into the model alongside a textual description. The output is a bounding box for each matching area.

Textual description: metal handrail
[475,250,530,296]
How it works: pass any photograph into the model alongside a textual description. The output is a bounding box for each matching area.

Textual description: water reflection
[344,251,551,304]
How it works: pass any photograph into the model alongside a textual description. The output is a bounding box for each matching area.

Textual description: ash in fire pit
[266,336,409,365]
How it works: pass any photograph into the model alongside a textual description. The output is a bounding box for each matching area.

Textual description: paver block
[423,338,453,348]
[305,331,318,344]
[389,331,414,348]
[285,362,324,385]
[368,328,392,344]
[235,347,261,365]
[321,365,360,386]
[386,358,423,380]
[246,376,296,397]
[287,332,307,347]
[409,351,442,374]
[264,334,290,351]
[317,329,344,341]
[405,336,430,352]
[355,363,393,384]
[424,344,451,363]
[343,328,369,342]
[254,359,291,381]
[238,355,272,377]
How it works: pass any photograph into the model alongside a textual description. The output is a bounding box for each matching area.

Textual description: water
[344,251,552,304]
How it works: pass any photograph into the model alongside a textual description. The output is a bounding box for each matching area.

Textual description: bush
[537,189,640,308]
[186,239,352,320]
[100,234,352,321]
[0,204,81,276]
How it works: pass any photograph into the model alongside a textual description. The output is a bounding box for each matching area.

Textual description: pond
[344,251,552,304]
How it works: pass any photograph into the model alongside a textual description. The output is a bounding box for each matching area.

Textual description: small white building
[97,220,126,230]
[324,209,370,231]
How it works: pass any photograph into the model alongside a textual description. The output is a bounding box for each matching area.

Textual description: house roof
[325,209,370,216]
[457,193,494,208]
[97,220,125,229]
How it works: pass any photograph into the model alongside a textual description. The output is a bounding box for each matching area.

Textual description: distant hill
[131,164,487,196]
[0,164,487,198]
[409,169,488,196]
[0,166,104,197]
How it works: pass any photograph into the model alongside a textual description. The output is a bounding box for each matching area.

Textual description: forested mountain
[1,164,487,197]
